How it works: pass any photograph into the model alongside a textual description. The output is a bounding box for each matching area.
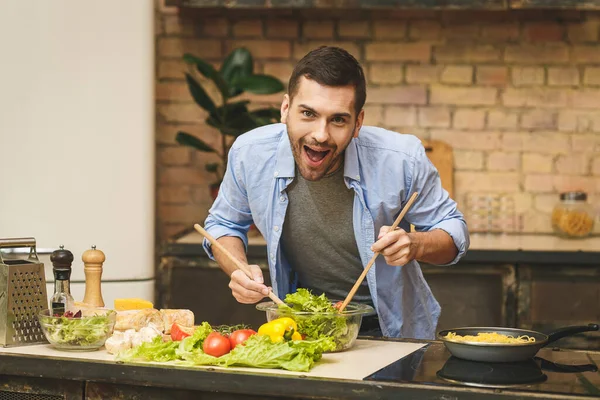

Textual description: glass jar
[551,191,595,238]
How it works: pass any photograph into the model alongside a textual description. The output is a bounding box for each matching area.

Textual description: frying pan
[437,323,599,363]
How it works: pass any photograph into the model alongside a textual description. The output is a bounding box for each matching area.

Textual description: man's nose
[312,120,329,144]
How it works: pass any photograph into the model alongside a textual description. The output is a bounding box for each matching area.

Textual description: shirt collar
[275,126,296,179]
[274,125,361,182]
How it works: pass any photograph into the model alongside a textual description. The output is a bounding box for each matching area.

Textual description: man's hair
[288,46,366,115]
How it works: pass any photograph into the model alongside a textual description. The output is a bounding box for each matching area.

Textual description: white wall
[0,1,155,283]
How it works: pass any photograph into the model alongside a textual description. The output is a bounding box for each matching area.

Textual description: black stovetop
[365,342,600,397]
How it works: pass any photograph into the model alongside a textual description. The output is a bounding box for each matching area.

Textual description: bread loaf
[160,309,194,334]
[115,309,163,331]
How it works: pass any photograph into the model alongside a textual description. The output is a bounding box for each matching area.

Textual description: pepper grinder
[82,245,105,307]
[50,245,75,315]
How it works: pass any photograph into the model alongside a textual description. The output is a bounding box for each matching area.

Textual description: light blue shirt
[203,123,470,339]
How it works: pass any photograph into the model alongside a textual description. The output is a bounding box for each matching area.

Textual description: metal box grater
[0,238,49,347]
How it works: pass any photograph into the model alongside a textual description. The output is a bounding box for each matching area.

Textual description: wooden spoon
[337,192,419,313]
[193,224,285,306]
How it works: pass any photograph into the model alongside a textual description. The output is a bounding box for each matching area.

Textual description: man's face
[280,76,364,181]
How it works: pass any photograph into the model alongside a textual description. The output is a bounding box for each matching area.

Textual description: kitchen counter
[0,338,599,399]
[163,230,600,265]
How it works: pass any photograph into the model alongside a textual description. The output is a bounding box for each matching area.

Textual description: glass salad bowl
[38,308,116,351]
[256,301,375,352]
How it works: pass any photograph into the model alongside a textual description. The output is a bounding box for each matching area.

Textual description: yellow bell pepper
[258,317,303,343]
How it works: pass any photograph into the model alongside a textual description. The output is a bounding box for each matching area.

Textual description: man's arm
[372,227,458,266]
[212,236,249,277]
[212,236,270,303]
[372,139,469,267]
[202,147,269,303]
[410,229,457,265]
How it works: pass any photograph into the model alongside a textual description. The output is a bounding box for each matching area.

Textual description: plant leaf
[221,48,253,82]
[232,74,284,95]
[205,162,220,173]
[206,116,221,130]
[250,107,281,121]
[220,48,253,97]
[176,132,216,153]
[219,112,258,137]
[185,73,217,113]
[209,100,250,124]
[183,53,230,101]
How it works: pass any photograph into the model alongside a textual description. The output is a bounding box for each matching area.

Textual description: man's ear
[353,109,364,138]
[280,94,290,123]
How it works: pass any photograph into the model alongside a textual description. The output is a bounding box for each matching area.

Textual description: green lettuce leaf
[220,335,335,372]
[179,335,335,372]
[117,336,180,363]
[177,321,213,355]
[117,320,335,372]
[281,288,351,350]
[42,314,111,347]
[283,288,336,313]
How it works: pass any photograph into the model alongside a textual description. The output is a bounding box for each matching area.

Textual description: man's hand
[371,226,419,266]
[228,264,271,304]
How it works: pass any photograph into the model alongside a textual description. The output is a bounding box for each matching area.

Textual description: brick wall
[155,6,600,240]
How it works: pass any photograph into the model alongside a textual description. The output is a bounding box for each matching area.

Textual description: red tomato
[334,301,343,310]
[228,329,257,348]
[171,323,194,341]
[203,332,231,357]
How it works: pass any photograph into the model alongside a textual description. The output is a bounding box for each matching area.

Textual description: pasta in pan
[444,331,536,344]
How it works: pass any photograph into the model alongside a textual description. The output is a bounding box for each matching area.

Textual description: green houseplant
[176,48,285,199]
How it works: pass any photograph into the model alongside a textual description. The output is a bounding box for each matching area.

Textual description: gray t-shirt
[281,164,373,305]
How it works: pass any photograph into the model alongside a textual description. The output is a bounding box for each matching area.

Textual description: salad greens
[280,289,351,351]
[41,313,112,347]
[284,289,337,313]
[117,322,335,372]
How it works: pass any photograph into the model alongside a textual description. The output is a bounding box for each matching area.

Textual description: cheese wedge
[114,298,154,311]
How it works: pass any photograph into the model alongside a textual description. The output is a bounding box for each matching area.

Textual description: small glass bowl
[256,301,375,352]
[38,308,116,351]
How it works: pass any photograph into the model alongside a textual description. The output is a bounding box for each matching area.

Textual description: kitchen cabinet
[157,254,271,330]
[0,375,82,400]
[167,0,600,10]
[518,263,600,350]
[422,263,516,330]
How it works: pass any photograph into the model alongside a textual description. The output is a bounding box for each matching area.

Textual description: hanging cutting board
[421,139,454,199]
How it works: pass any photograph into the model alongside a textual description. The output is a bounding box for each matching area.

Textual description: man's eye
[302,110,315,118]
[332,117,346,124]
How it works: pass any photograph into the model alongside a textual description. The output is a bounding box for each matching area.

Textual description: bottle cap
[50,245,73,280]
[82,245,106,264]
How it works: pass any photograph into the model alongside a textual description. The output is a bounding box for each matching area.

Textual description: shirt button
[280,196,285,202]
[269,252,274,259]
[274,171,279,177]
[274,226,280,232]
[355,175,360,181]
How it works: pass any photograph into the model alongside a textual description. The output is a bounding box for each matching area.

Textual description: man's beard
[287,127,350,182]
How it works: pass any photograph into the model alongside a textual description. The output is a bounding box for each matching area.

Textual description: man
[202,46,469,340]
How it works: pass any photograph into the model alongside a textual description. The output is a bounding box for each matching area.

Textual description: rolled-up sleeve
[202,146,254,261]
[405,141,470,265]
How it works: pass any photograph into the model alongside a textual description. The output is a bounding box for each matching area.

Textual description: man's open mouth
[304,145,330,164]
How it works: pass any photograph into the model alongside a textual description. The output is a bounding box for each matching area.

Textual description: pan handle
[535,357,598,373]
[546,324,599,346]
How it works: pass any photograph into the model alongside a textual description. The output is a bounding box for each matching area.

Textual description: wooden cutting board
[0,340,425,381]
[422,139,454,199]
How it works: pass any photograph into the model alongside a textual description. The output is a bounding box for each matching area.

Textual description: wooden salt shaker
[82,245,105,307]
